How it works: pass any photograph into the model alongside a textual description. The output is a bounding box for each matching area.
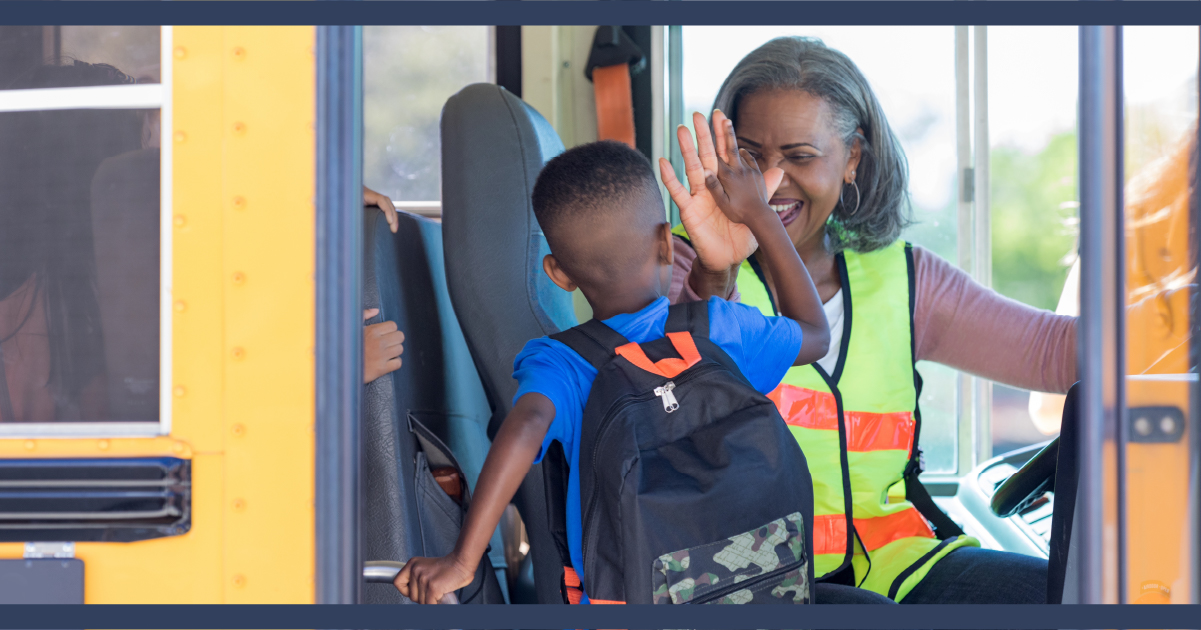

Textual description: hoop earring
[839,180,861,216]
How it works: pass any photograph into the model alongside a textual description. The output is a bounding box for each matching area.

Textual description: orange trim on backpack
[614,332,700,379]
[593,63,636,148]
[589,599,626,604]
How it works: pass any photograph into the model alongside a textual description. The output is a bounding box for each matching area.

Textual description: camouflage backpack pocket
[651,512,809,605]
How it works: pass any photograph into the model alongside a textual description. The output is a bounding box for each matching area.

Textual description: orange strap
[593,63,636,148]
[614,332,700,378]
[563,567,583,604]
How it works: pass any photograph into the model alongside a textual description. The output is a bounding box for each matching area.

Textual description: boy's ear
[657,222,674,265]
[542,254,578,292]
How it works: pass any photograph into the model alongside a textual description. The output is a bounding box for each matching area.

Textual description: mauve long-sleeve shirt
[669,237,1078,394]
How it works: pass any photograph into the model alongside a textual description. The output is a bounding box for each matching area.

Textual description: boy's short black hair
[532,140,660,241]
[531,141,665,289]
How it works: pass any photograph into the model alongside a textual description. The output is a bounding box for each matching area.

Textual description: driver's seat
[439,83,578,603]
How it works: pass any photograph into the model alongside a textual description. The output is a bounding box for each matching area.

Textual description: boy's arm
[703,118,830,366]
[394,392,556,604]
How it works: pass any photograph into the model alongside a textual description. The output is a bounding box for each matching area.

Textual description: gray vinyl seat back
[361,209,504,605]
[440,84,577,604]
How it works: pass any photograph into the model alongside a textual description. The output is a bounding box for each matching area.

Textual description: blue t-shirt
[511,295,802,603]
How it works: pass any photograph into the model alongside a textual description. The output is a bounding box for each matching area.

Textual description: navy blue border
[1,1,1200,26]
[0,604,1197,629]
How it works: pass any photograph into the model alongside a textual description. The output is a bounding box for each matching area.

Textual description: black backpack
[542,301,816,605]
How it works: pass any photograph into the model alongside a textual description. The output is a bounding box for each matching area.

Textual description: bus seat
[440,83,577,604]
[89,148,161,423]
[361,209,504,604]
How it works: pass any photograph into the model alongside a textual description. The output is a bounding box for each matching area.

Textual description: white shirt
[815,288,844,376]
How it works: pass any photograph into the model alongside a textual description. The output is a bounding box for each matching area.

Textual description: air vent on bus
[0,457,191,543]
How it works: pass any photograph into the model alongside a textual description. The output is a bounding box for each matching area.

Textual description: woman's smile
[768,198,804,227]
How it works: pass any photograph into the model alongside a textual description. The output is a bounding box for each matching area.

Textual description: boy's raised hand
[659,110,766,273]
[704,116,786,227]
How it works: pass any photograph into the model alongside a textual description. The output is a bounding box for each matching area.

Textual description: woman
[660,37,1076,605]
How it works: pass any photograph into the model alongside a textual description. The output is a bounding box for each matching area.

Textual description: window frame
[0,26,172,438]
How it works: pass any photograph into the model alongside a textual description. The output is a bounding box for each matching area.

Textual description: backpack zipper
[654,382,678,413]
[687,556,808,605]
[579,363,724,595]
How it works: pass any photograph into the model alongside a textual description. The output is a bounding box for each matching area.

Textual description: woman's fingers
[712,110,730,164]
[693,111,718,173]
[723,119,741,168]
[659,157,691,208]
[763,167,786,199]
[677,125,707,192]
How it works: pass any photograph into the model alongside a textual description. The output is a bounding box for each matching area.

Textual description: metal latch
[23,542,74,559]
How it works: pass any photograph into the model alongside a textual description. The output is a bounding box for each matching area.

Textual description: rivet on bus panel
[232,272,246,285]
[231,423,246,437]
[231,347,246,361]
[23,440,34,451]
[174,131,187,143]
[232,196,246,210]
[232,498,246,512]
[174,385,187,397]
[173,215,187,227]
[233,574,246,588]
[97,439,110,451]
[232,47,246,61]
[174,300,187,313]
[172,442,185,454]
[174,47,187,59]
[232,122,247,136]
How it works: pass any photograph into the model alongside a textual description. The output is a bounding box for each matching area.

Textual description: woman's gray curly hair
[713,36,912,253]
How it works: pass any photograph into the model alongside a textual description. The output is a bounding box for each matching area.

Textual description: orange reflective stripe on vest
[770,386,916,453]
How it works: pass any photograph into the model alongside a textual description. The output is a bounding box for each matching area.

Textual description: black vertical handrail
[1077,24,1125,607]
[315,25,364,606]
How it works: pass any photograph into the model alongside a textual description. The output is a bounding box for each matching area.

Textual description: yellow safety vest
[673,227,978,601]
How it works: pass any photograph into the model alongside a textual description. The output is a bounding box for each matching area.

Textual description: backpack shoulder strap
[665,300,710,338]
[548,319,629,371]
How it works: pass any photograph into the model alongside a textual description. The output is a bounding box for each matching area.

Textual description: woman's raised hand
[659,110,760,273]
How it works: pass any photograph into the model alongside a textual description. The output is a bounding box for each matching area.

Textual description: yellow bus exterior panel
[0,26,316,604]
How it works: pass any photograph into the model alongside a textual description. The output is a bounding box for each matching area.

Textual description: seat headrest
[440,83,577,437]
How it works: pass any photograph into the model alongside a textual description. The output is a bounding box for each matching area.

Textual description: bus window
[988,27,1080,455]
[681,26,961,474]
[363,26,493,217]
[0,27,163,431]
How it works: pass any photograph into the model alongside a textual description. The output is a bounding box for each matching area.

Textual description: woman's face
[735,89,861,252]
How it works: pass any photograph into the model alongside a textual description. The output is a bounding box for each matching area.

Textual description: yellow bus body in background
[0,26,317,604]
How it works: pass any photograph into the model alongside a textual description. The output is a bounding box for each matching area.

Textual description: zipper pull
[654,381,679,413]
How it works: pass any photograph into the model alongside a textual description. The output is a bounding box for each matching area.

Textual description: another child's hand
[364,186,398,234]
[363,308,404,384]
[659,111,759,274]
[703,115,785,229]
[394,554,475,604]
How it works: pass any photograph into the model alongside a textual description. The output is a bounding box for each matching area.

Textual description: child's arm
[703,118,831,367]
[394,392,556,604]
[364,185,398,233]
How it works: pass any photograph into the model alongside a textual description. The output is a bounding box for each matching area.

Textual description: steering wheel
[990,437,1059,518]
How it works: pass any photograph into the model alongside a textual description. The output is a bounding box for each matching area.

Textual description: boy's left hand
[364,186,398,233]
[364,308,404,384]
[704,117,785,228]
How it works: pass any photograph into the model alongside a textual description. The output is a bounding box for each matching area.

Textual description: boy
[395,124,829,604]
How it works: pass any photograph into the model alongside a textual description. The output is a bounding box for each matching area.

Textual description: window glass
[0,30,160,424]
[988,27,1080,455]
[0,27,160,88]
[682,26,959,473]
[363,26,492,204]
